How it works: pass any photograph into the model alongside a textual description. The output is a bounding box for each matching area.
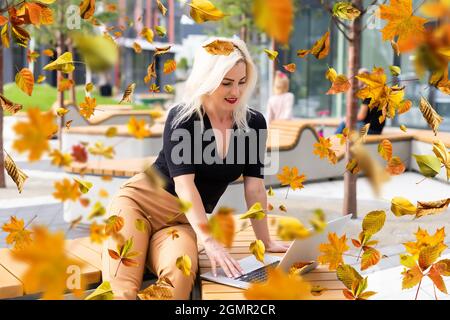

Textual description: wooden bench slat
[0,264,23,299]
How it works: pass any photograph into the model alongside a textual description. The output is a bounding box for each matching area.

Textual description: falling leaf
[88,202,106,220]
[73,177,93,194]
[15,68,34,96]
[90,222,107,244]
[203,39,234,55]
[56,107,69,117]
[155,25,166,37]
[310,209,327,233]
[58,77,74,92]
[105,215,124,235]
[80,0,95,19]
[71,144,88,163]
[249,240,265,263]
[132,42,142,54]
[310,285,328,296]
[37,75,46,84]
[204,207,235,247]
[313,137,338,164]
[68,215,83,231]
[252,0,293,45]
[400,124,407,132]
[53,178,81,202]
[361,247,381,271]
[403,227,446,259]
[377,139,393,161]
[389,65,401,76]
[85,281,114,300]
[140,27,154,43]
[332,2,361,20]
[11,226,86,299]
[79,198,90,207]
[283,63,296,73]
[391,197,417,217]
[413,154,441,178]
[379,0,427,53]
[135,219,148,233]
[43,52,75,74]
[12,109,58,162]
[432,140,450,180]
[416,198,450,219]
[263,49,278,60]
[138,283,172,300]
[163,59,176,74]
[386,156,406,175]
[163,85,174,93]
[267,186,274,196]
[362,210,386,236]
[72,33,118,72]
[310,31,330,59]
[105,126,118,138]
[244,268,311,299]
[419,96,443,135]
[337,264,377,300]
[188,0,226,23]
[267,203,274,211]
[167,229,179,240]
[42,49,54,57]
[79,96,97,119]
[176,254,192,276]
[108,237,141,277]
[4,152,28,193]
[49,149,73,167]
[318,233,349,270]
[277,166,306,191]
[240,202,266,220]
[120,83,136,104]
[98,188,109,198]
[0,93,22,114]
[85,82,94,92]
[1,216,33,250]
[88,141,115,159]
[346,159,360,175]
[326,73,351,95]
[277,216,310,241]
[144,60,156,83]
[156,0,168,15]
[127,116,150,139]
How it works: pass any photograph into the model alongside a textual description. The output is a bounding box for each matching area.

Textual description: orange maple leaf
[313,137,338,164]
[379,0,427,53]
[52,178,81,202]
[12,108,58,162]
[318,232,349,270]
[127,116,151,139]
[79,96,97,119]
[1,216,33,250]
[276,166,306,198]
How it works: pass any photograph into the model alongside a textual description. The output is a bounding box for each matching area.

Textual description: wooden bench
[199,215,347,300]
[0,215,345,300]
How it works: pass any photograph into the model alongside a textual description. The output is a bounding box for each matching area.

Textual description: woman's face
[206,61,247,111]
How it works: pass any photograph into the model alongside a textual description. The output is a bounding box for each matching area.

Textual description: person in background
[335,68,386,135]
[266,71,294,123]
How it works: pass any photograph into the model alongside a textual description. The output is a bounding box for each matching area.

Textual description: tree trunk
[0,45,5,188]
[343,0,362,219]
[67,38,76,105]
[57,3,65,150]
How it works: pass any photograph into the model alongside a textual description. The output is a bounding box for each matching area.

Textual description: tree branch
[0,0,26,13]
[333,18,353,42]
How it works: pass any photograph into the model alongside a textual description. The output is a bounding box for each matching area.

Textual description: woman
[266,70,294,123]
[101,37,289,300]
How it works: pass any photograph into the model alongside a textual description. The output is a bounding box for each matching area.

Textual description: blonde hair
[273,71,289,95]
[171,37,258,131]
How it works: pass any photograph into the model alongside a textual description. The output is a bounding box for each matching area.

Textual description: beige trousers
[101,172,199,300]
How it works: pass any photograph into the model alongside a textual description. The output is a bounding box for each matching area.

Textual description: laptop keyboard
[235,261,280,283]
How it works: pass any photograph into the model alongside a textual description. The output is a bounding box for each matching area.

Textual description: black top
[362,98,385,134]
[152,105,267,213]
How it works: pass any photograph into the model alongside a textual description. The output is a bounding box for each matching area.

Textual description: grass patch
[3,83,148,114]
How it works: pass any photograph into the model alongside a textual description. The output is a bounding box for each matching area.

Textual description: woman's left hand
[264,240,290,253]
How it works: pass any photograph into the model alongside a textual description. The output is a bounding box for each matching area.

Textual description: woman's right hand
[202,236,244,278]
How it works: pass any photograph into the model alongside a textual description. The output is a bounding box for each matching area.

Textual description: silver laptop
[200,214,352,289]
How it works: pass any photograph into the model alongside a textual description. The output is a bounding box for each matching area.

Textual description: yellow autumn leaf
[249,240,265,263]
[416,198,450,219]
[310,31,330,59]
[120,83,136,104]
[105,126,118,138]
[15,68,34,96]
[188,0,226,23]
[432,140,450,180]
[53,178,81,202]
[4,151,28,193]
[378,139,393,161]
[85,281,114,300]
[88,201,106,220]
[163,84,174,93]
[361,247,381,271]
[79,96,97,120]
[90,222,107,244]
[176,254,192,276]
[43,52,75,73]
[73,177,93,194]
[13,108,58,161]
[140,27,154,43]
[88,141,115,159]
[263,49,278,60]
[277,216,310,241]
[240,202,266,220]
[127,116,150,139]
[11,226,86,299]
[419,96,443,136]
[80,0,95,19]
[252,0,293,45]
[49,149,73,167]
[1,216,33,250]
[310,209,327,233]
[105,215,124,235]
[244,267,311,299]
[318,232,349,270]
[72,33,118,72]
[155,25,166,37]
[203,39,235,55]
[391,197,417,216]
[163,59,176,74]
[362,210,386,236]
[332,2,361,20]
[135,219,148,233]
